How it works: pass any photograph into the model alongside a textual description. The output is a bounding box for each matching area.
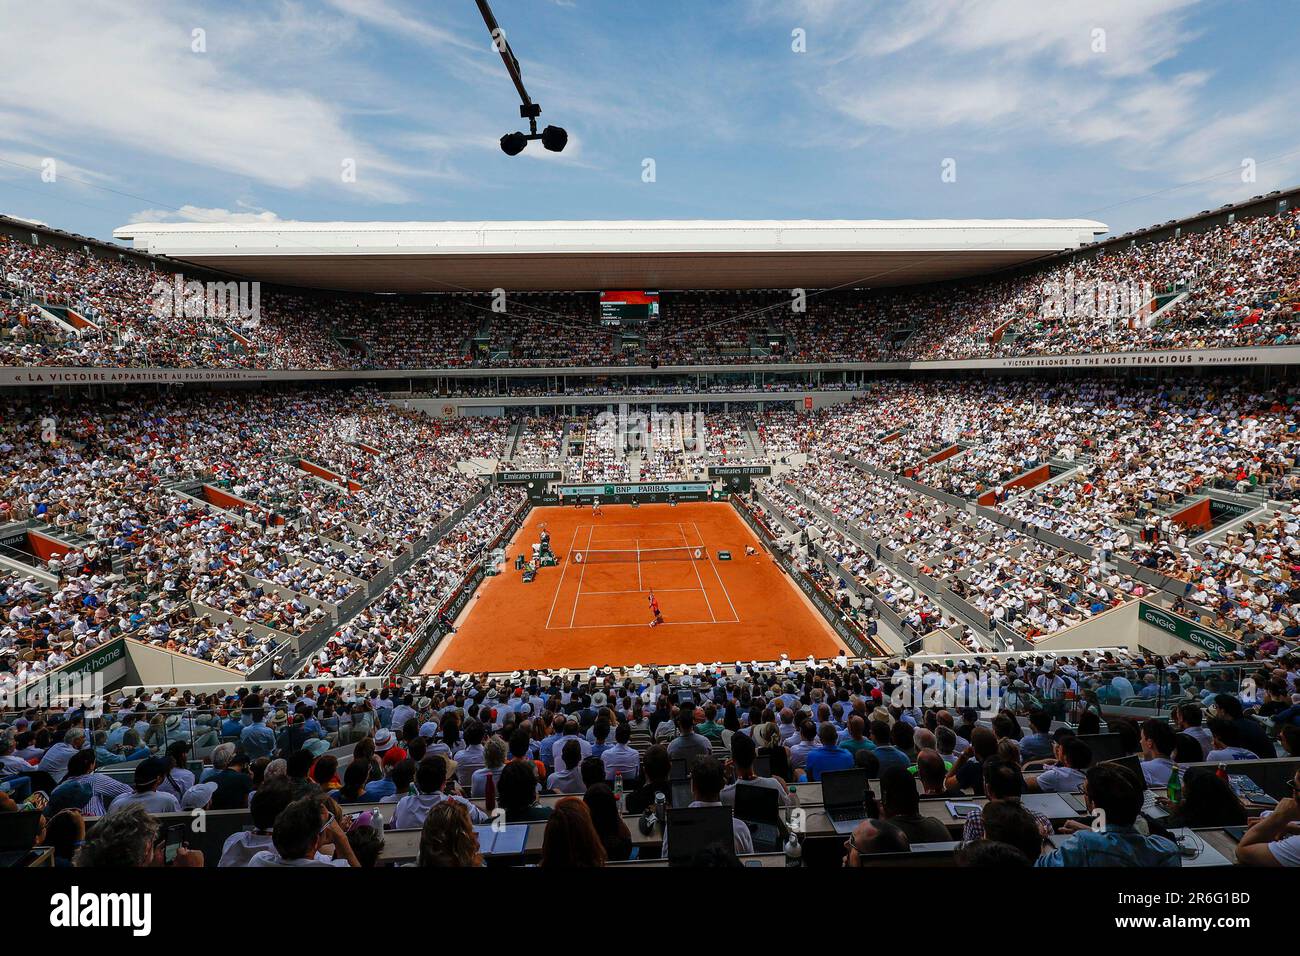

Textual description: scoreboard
[599,290,659,325]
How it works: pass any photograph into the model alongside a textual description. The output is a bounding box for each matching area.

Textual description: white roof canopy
[114,218,1108,293]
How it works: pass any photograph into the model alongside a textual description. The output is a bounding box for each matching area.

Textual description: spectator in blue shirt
[365,757,414,803]
[590,720,612,759]
[537,718,564,774]
[1036,763,1181,867]
[868,720,910,774]
[239,703,277,761]
[92,729,147,766]
[1018,710,1055,762]
[891,720,918,762]
[804,723,855,780]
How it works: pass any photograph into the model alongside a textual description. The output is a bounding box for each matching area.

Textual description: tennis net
[572,546,706,564]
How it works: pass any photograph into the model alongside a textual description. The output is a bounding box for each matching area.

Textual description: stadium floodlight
[540,125,568,153]
[475,0,568,156]
[500,132,529,156]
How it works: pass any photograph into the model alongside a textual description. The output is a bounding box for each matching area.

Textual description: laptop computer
[1222,825,1248,843]
[1105,753,1144,784]
[1090,755,1169,819]
[1059,789,1165,818]
[733,784,783,851]
[1254,758,1299,799]
[821,768,870,835]
[664,806,736,864]
[669,757,689,782]
[754,754,772,778]
[1059,792,1087,814]
[471,823,529,857]
[1077,733,1130,764]
[733,782,781,824]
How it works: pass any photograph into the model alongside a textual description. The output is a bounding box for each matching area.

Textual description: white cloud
[848,0,1202,76]
[828,76,1030,131]
[127,204,284,225]
[322,0,500,82]
[0,2,417,202]
[752,0,1297,185]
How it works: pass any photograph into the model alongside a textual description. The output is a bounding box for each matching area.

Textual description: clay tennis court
[427,502,842,673]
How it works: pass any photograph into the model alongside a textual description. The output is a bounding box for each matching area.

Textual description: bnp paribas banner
[557,482,716,503]
[1137,602,1241,655]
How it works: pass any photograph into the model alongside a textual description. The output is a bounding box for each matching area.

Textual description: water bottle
[613,771,624,812]
[786,784,799,823]
[784,830,802,867]
[654,791,666,828]
[1166,764,1181,804]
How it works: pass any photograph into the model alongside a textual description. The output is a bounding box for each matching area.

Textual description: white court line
[636,538,642,592]
[547,619,742,631]
[584,537,684,548]
[580,586,702,596]
[575,521,704,531]
[679,522,717,623]
[544,523,581,629]
[694,520,741,623]
[568,524,596,629]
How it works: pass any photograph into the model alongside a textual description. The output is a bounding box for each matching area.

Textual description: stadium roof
[113,218,1107,293]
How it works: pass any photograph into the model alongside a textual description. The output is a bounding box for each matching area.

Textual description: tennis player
[648,590,664,627]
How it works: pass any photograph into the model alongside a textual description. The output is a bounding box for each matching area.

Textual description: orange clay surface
[427,502,842,673]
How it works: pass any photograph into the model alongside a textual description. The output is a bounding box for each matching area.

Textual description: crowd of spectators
[0,387,520,691]
[506,416,565,469]
[2,648,1294,868]
[3,205,1296,371]
[6,375,1297,688]
[1,232,348,369]
[299,488,524,680]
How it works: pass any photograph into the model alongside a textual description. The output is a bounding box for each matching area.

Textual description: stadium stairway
[502,420,523,463]
[764,478,1000,646]
[741,413,764,459]
[458,457,498,477]
[29,302,89,337]
[0,538,60,589]
[332,330,370,361]
[160,465,444,673]
[1144,289,1192,328]
[167,480,268,530]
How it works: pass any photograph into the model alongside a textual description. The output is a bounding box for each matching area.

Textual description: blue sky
[0,0,1296,243]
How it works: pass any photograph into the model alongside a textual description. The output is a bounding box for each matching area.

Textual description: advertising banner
[1137,602,1241,655]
